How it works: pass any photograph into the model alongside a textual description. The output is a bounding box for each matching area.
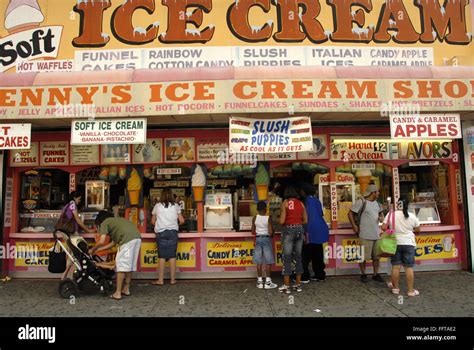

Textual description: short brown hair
[159,188,175,208]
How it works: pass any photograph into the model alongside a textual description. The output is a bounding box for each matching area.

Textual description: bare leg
[391,265,401,289]
[122,272,132,295]
[283,275,290,287]
[373,259,380,275]
[113,272,125,299]
[155,258,165,285]
[257,264,263,278]
[359,261,366,275]
[61,259,72,280]
[295,274,301,285]
[265,264,272,278]
[169,258,177,284]
[405,267,415,293]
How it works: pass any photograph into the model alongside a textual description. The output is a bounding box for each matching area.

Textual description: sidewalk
[0,271,473,317]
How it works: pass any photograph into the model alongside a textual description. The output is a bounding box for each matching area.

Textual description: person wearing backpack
[348,184,385,283]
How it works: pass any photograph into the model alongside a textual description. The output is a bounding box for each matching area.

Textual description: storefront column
[197,202,204,232]
[448,163,460,226]
[329,166,338,230]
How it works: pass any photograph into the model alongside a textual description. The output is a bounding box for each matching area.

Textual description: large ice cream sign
[0,0,63,72]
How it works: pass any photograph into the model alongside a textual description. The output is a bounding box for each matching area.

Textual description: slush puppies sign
[229,116,312,154]
[390,114,461,139]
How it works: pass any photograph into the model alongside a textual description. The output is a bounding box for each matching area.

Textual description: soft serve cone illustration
[356,169,372,196]
[255,163,270,201]
[127,167,142,206]
[5,0,44,34]
[191,164,206,202]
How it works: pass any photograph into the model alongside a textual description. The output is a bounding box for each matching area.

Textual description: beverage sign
[0,124,31,150]
[390,114,461,139]
[71,119,147,145]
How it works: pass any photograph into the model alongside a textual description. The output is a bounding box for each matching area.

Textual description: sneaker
[360,274,369,283]
[264,281,277,289]
[310,276,326,282]
[372,274,385,283]
[301,279,310,284]
[292,284,303,292]
[257,281,264,289]
[278,285,291,294]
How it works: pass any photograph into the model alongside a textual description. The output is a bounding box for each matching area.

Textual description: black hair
[284,186,299,199]
[69,191,82,201]
[257,201,267,212]
[302,183,316,196]
[398,196,410,219]
[94,210,114,226]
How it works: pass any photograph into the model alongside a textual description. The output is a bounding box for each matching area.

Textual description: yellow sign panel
[15,242,53,267]
[207,241,254,267]
[341,234,457,264]
[141,242,196,268]
[0,0,472,74]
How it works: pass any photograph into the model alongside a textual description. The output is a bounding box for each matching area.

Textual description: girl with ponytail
[382,196,421,297]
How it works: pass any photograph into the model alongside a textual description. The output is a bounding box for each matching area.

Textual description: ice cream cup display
[191,164,206,202]
[356,169,372,195]
[442,235,454,252]
[127,168,142,206]
[255,164,270,201]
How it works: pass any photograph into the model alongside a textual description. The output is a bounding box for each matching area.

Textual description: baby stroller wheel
[59,279,78,299]
[100,279,115,296]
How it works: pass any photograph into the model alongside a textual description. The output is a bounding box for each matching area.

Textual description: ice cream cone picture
[127,167,142,206]
[356,170,372,196]
[255,164,270,201]
[191,164,206,202]
[5,0,44,34]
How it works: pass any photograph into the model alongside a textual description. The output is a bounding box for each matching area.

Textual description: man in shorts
[90,211,142,300]
[348,184,385,283]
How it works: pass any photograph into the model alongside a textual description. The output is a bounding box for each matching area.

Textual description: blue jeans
[281,225,304,276]
[391,245,415,268]
[253,236,275,265]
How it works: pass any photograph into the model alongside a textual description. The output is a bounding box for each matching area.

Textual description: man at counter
[348,184,385,283]
[90,211,142,300]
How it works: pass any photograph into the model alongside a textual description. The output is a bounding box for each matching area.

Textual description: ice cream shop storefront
[1,0,474,278]
[3,116,470,278]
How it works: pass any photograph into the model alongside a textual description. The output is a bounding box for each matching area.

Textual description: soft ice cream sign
[229,116,313,154]
[1,1,63,72]
[71,119,147,145]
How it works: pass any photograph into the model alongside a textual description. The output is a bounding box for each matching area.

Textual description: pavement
[0,271,473,317]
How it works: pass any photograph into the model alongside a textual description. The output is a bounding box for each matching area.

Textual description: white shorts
[116,238,141,272]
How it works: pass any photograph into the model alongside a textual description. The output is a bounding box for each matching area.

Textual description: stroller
[54,230,115,299]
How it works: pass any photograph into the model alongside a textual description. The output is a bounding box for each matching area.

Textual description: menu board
[40,141,69,166]
[165,138,195,163]
[10,142,39,167]
[71,145,99,165]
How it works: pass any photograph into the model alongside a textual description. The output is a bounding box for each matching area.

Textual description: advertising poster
[141,242,196,268]
[0,124,31,149]
[229,116,313,154]
[165,138,195,163]
[101,144,131,164]
[207,241,254,267]
[10,142,39,167]
[40,141,69,166]
[71,145,99,165]
[133,138,162,164]
[297,135,329,160]
[14,242,54,267]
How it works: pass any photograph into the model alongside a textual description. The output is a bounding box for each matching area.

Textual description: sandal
[170,280,177,285]
[407,289,420,297]
[121,292,131,296]
[110,295,122,301]
[391,288,400,295]
[151,281,164,286]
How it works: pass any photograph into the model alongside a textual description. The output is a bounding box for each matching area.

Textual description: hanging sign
[390,114,461,139]
[229,116,313,154]
[0,124,31,149]
[71,119,147,145]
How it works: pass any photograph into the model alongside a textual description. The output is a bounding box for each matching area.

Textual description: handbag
[54,202,75,235]
[375,210,397,258]
[48,241,66,273]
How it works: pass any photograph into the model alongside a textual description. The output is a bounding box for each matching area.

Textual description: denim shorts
[253,236,275,265]
[391,245,416,268]
[156,229,178,260]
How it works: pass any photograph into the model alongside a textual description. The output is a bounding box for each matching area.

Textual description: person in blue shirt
[301,183,329,282]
